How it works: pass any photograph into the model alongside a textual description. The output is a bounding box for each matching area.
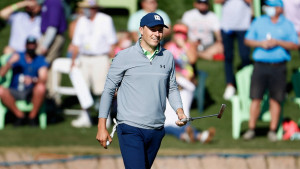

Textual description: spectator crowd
[0,0,299,143]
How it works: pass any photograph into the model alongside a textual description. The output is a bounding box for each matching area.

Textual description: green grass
[0,0,300,154]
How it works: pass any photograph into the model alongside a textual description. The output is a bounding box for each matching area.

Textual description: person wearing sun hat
[97,13,187,169]
[69,0,118,128]
[243,0,299,142]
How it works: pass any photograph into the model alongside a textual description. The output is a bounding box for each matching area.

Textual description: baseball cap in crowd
[196,0,209,4]
[265,0,283,7]
[26,36,37,44]
[140,13,169,28]
[78,0,99,8]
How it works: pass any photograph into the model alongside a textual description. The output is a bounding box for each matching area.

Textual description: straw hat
[77,0,99,8]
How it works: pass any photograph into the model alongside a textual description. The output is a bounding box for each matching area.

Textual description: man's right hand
[96,118,112,149]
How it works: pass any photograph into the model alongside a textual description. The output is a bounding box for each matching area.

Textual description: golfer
[96,12,187,169]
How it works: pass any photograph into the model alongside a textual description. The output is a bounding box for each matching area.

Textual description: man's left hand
[175,108,187,126]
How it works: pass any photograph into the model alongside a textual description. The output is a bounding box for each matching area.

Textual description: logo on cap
[154,15,161,21]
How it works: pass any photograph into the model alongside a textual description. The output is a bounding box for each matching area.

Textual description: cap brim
[146,23,169,29]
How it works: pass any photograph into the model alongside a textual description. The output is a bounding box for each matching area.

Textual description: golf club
[180,104,226,123]
[106,118,118,146]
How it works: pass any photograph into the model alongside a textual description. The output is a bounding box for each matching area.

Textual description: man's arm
[96,53,126,149]
[0,53,19,77]
[0,1,36,20]
[36,27,58,55]
[245,39,299,50]
[37,67,48,84]
[214,30,223,44]
[70,44,79,69]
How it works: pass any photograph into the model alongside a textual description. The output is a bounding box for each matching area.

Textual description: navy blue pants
[117,123,165,169]
[221,30,251,85]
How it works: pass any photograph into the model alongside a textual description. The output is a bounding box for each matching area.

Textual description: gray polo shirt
[98,40,183,129]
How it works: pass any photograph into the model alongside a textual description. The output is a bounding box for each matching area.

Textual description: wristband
[11,4,18,11]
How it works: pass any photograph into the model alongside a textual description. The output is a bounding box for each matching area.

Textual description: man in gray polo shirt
[96,13,187,169]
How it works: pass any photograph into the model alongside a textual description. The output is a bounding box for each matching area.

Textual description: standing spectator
[96,13,187,169]
[0,0,41,53]
[182,0,224,61]
[164,23,216,143]
[214,0,252,100]
[35,0,67,100]
[127,0,171,42]
[243,0,299,141]
[69,0,118,128]
[282,0,300,49]
[0,37,49,126]
[36,0,67,63]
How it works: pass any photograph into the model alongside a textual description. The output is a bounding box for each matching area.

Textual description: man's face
[142,0,158,13]
[26,43,37,51]
[194,2,209,13]
[140,25,164,48]
[26,43,37,58]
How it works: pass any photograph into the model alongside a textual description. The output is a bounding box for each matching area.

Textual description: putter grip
[180,118,188,123]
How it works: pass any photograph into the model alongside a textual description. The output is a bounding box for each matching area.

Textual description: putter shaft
[180,114,218,123]
[180,104,226,123]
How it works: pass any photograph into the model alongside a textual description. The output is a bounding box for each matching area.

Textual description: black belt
[256,61,286,66]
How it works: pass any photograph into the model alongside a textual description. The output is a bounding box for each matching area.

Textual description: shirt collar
[140,39,159,61]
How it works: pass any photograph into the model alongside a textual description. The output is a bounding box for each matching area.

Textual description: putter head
[217,104,226,119]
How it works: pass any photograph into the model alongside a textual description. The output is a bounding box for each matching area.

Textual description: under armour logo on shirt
[160,65,165,68]
[154,15,161,20]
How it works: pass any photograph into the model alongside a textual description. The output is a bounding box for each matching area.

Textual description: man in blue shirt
[0,36,49,126]
[243,0,299,141]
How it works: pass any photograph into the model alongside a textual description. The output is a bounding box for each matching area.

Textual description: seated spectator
[127,0,171,42]
[0,36,49,126]
[182,0,224,61]
[243,0,299,141]
[164,23,215,143]
[0,0,41,53]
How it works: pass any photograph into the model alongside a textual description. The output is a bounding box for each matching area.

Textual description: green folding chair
[0,54,47,130]
[231,64,283,139]
[98,0,138,15]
